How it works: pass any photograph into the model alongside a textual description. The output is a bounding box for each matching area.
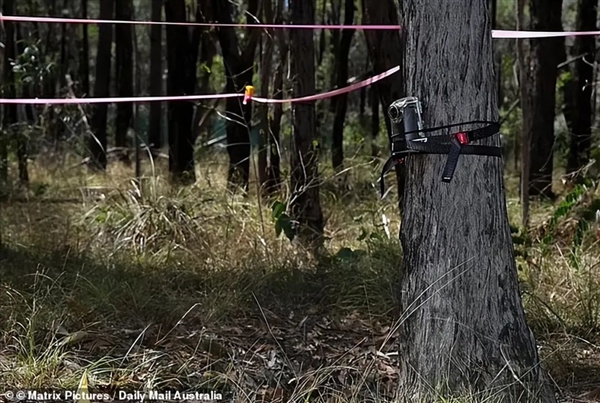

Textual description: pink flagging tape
[0,93,243,105]
[492,29,600,38]
[0,14,401,30]
[0,66,400,105]
[252,65,400,104]
[4,15,600,38]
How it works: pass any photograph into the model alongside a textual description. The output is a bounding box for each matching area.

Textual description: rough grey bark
[491,0,502,107]
[290,0,324,247]
[397,1,556,402]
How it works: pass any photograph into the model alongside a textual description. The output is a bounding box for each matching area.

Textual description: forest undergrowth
[1,150,599,402]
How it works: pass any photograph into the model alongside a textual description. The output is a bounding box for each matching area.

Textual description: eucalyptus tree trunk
[362,0,405,202]
[521,0,563,198]
[397,1,556,402]
[2,0,24,183]
[148,0,163,150]
[331,0,355,171]
[15,26,31,185]
[115,0,134,150]
[212,0,260,191]
[165,0,200,183]
[79,0,90,96]
[193,0,217,143]
[290,0,324,248]
[257,0,275,192]
[566,0,596,174]
[89,0,115,170]
[266,0,287,194]
[361,0,403,132]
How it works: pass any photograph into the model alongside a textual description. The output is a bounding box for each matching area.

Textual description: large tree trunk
[521,0,562,199]
[115,0,134,150]
[89,0,115,170]
[397,1,556,402]
[290,0,324,248]
[148,0,163,150]
[165,0,200,184]
[331,0,355,171]
[212,0,260,191]
[566,0,596,175]
[362,0,405,202]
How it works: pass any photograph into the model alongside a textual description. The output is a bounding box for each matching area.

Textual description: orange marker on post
[243,85,255,105]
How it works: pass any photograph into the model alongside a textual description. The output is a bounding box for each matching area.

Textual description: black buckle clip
[442,131,470,183]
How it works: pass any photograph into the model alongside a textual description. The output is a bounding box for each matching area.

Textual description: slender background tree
[89,0,115,170]
[148,0,163,151]
[290,0,324,247]
[520,0,563,199]
[331,0,355,172]
[362,0,405,201]
[164,0,200,183]
[213,0,260,191]
[565,0,597,175]
[114,0,134,152]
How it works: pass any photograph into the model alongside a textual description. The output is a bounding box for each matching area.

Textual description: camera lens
[388,104,401,121]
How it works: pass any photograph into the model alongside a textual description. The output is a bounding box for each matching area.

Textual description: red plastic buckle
[456,132,469,145]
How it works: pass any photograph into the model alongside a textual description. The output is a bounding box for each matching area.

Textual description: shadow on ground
[0,239,404,401]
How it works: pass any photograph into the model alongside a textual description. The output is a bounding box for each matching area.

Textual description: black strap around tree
[379,121,502,198]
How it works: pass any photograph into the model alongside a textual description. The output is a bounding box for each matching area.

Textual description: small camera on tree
[379,96,502,195]
[388,96,424,142]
